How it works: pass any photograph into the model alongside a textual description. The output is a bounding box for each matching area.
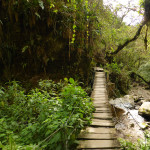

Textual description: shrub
[0,79,94,150]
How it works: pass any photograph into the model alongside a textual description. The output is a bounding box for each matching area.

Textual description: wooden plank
[94,79,106,81]
[93,101,108,104]
[95,72,104,75]
[94,79,105,81]
[78,140,120,149]
[92,119,113,122]
[95,76,106,78]
[95,71,104,73]
[93,84,106,86]
[94,105,110,108]
[93,102,109,105]
[95,107,111,111]
[92,95,107,97]
[78,133,116,140]
[95,109,111,113]
[92,91,107,94]
[92,89,106,91]
[92,92,106,94]
[93,98,107,101]
[92,97,107,99]
[93,102,108,105]
[92,99,108,102]
[94,81,106,83]
[93,113,112,119]
[93,86,106,88]
[91,120,114,127]
[84,127,116,134]
[93,83,105,85]
[94,109,112,112]
[93,85,105,87]
[93,88,106,91]
[94,80,105,82]
[93,103,110,107]
[93,86,106,89]
[92,97,108,100]
[92,94,107,97]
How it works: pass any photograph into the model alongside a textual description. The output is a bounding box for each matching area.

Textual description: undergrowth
[119,132,150,150]
[0,78,94,150]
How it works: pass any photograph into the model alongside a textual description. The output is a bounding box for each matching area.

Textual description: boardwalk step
[78,140,120,149]
[95,108,111,112]
[93,101,108,104]
[95,107,111,111]
[78,133,116,140]
[92,98,107,100]
[93,103,110,107]
[93,113,112,120]
[92,98,108,101]
[84,127,116,134]
[94,105,110,108]
[95,110,111,113]
[93,102,108,105]
[93,88,107,91]
[93,104,110,108]
[91,120,114,127]
[92,95,107,98]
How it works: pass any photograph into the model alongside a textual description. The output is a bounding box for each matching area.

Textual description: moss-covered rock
[138,102,150,116]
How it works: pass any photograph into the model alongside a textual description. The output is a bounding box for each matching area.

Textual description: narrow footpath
[77,67,120,150]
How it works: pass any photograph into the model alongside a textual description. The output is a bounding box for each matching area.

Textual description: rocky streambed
[109,85,150,142]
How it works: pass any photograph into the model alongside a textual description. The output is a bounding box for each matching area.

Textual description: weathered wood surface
[77,68,120,150]
[78,140,120,149]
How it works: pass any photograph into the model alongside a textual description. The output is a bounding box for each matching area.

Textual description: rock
[138,102,150,116]
[139,122,148,129]
[136,100,145,106]
[135,106,140,110]
[109,95,134,111]
[134,96,144,103]
[145,99,150,102]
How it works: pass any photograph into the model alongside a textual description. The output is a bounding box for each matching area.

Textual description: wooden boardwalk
[77,68,120,150]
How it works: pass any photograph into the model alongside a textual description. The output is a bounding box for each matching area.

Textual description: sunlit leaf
[39,0,44,10]
[69,78,75,84]
[22,46,29,53]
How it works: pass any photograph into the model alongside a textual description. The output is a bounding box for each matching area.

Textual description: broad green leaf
[69,78,75,84]
[64,78,68,82]
[50,4,55,8]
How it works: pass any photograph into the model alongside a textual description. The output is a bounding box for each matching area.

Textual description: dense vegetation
[0,79,94,149]
[0,0,150,149]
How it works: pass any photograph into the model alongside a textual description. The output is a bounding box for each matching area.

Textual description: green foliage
[0,0,98,83]
[119,132,150,150]
[105,62,130,96]
[0,79,94,149]
[138,61,150,82]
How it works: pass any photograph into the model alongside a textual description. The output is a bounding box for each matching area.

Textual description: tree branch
[109,21,146,56]
[131,72,150,86]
